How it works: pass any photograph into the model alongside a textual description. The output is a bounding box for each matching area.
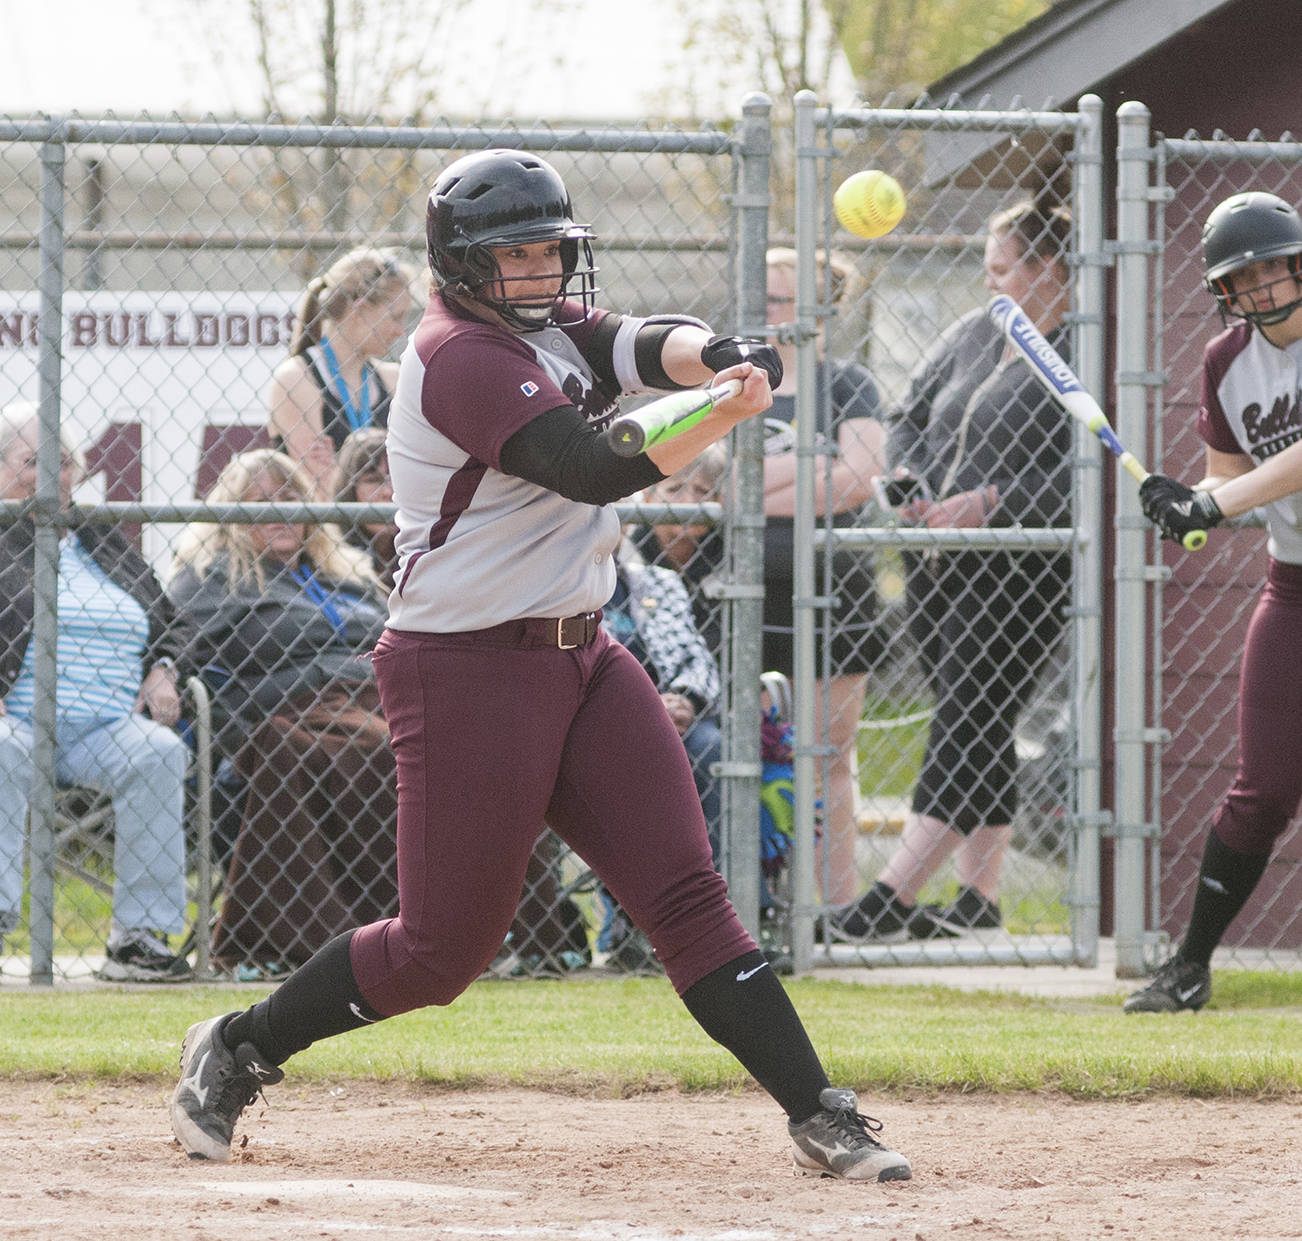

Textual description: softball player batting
[1127,190,1302,1013]
[168,148,911,1182]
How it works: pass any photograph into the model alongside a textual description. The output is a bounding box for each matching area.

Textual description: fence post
[726,93,772,940]
[1113,100,1155,978]
[1070,93,1106,966]
[28,130,68,985]
[787,89,820,973]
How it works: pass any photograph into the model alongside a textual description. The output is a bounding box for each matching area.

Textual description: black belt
[460,611,602,650]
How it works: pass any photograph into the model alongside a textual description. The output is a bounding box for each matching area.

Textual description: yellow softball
[833,170,906,239]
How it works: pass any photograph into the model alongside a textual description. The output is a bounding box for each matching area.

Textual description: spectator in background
[762,246,886,907]
[630,443,729,656]
[834,195,1074,941]
[335,427,397,591]
[0,401,192,980]
[267,247,419,497]
[168,449,397,976]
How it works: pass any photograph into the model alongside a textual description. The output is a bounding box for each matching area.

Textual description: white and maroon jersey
[385,293,659,631]
[1198,322,1302,563]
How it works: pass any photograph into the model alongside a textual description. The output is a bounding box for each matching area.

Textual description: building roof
[926,0,1236,108]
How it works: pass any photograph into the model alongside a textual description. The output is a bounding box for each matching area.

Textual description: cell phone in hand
[873,471,932,509]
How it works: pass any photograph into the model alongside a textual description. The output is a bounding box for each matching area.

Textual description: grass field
[3,972,1301,1099]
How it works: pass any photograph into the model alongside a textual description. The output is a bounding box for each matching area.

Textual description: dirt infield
[3,1080,1301,1240]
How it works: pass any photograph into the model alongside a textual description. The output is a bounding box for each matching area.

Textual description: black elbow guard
[633,314,711,389]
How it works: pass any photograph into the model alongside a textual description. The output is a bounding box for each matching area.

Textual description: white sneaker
[96,928,193,982]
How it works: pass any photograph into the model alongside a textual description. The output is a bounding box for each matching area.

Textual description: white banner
[0,290,297,571]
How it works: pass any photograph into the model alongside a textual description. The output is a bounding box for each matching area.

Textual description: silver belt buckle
[556,617,579,649]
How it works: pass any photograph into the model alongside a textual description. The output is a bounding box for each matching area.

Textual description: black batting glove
[700,334,784,391]
[1139,474,1224,544]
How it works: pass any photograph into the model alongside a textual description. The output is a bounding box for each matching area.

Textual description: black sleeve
[499,404,666,505]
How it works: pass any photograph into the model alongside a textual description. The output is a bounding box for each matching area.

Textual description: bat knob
[1183,530,1208,551]
[606,422,645,457]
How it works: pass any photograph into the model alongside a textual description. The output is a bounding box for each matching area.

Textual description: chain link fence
[5,100,1299,987]
[0,113,771,983]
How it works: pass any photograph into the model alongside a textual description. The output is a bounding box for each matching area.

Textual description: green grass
[856,693,931,798]
[3,973,1301,1100]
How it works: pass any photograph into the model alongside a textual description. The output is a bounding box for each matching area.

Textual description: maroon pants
[1214,557,1302,855]
[352,626,754,1016]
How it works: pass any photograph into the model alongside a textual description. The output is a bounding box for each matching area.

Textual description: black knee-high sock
[1180,831,1272,968]
[222,931,385,1066]
[680,949,829,1124]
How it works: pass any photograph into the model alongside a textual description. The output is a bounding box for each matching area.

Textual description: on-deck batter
[1130,189,1302,1013]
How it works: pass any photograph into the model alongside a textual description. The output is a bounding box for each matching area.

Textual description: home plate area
[2,1081,1299,1240]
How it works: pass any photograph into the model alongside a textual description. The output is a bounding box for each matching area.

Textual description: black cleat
[95,929,193,983]
[169,1013,284,1160]
[788,1087,912,1181]
[828,882,958,943]
[1123,955,1211,1014]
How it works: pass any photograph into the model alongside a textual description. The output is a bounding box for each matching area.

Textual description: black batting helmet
[1202,191,1302,327]
[425,148,598,331]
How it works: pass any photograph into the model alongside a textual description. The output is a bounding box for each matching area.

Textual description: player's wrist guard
[700,335,783,391]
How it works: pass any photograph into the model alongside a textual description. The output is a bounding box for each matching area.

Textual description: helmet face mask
[426,149,599,331]
[1215,261,1302,327]
[1202,191,1302,328]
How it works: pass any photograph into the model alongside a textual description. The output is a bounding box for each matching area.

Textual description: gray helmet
[1202,191,1302,326]
[425,148,598,331]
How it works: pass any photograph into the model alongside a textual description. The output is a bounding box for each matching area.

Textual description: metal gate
[784,94,1107,973]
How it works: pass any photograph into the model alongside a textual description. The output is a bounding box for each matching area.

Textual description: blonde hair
[170,448,377,591]
[671,443,728,497]
[289,246,419,356]
[766,246,854,304]
[0,400,85,477]
[989,198,1073,267]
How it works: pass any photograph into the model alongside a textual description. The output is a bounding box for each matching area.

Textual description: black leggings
[907,550,1069,833]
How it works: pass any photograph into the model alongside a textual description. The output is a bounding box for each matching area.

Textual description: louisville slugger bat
[605,378,743,457]
[987,293,1207,551]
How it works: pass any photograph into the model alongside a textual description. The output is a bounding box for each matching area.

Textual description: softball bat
[833,170,906,239]
[987,293,1206,551]
[605,379,742,457]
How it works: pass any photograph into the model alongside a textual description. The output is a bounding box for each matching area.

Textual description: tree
[171,0,494,270]
[829,0,1052,102]
[664,0,1053,231]
[183,0,481,123]
[670,0,1051,109]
